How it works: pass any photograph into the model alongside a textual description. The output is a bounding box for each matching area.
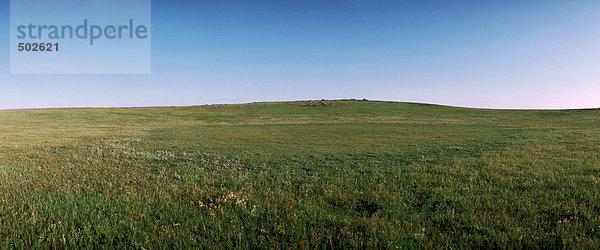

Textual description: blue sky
[1,0,599,109]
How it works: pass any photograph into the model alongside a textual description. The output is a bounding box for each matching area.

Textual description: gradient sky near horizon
[1,0,599,109]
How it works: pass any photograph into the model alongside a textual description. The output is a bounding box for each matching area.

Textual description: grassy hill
[0,100,598,248]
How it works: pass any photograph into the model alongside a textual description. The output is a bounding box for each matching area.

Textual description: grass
[0,99,598,248]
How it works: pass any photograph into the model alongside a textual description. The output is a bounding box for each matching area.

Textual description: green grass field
[0,100,598,248]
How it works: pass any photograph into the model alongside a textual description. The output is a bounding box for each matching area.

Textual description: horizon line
[0,99,598,112]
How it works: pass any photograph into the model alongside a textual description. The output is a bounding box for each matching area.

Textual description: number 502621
[18,43,59,52]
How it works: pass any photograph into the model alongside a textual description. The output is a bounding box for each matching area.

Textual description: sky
[1,0,599,109]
